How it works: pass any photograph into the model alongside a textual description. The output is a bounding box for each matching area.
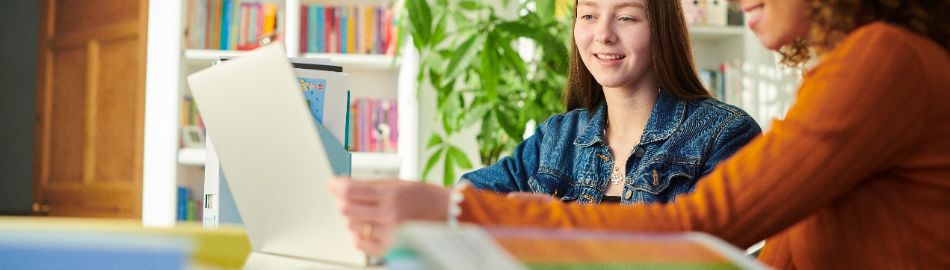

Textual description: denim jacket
[461,90,761,204]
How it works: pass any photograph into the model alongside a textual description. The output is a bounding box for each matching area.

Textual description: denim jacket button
[623,189,633,200]
[634,146,645,158]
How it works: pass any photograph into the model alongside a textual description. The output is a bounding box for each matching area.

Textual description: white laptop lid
[186,43,364,266]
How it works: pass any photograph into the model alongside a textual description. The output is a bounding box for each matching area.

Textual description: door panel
[54,0,139,36]
[94,37,140,183]
[47,46,87,185]
[34,0,146,218]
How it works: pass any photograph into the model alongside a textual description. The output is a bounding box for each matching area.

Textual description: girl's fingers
[329,179,382,204]
[340,202,383,220]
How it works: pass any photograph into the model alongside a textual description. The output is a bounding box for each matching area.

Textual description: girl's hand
[328,177,451,256]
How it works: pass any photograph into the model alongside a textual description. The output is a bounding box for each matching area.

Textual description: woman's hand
[328,177,451,256]
[506,192,556,204]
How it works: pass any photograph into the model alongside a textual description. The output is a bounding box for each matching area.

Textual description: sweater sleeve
[458,24,928,248]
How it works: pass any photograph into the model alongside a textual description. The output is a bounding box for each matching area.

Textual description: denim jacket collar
[574,90,686,147]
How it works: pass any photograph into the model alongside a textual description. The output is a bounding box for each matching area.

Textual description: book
[388,222,769,270]
[262,3,277,39]
[185,0,207,49]
[306,5,317,53]
[340,8,348,53]
[346,6,357,54]
[300,5,308,53]
[177,186,188,221]
[348,98,398,152]
[315,6,325,53]
[220,0,232,50]
[229,0,240,50]
[293,62,349,144]
[699,68,724,101]
[209,0,221,49]
[363,6,375,54]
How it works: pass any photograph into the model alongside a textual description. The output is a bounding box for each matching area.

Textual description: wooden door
[33,0,148,218]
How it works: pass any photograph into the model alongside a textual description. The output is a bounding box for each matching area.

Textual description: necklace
[610,160,624,185]
[605,119,627,186]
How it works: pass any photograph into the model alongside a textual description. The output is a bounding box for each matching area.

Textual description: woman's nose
[593,20,618,44]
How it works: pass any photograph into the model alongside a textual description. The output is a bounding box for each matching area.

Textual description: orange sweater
[458,22,950,269]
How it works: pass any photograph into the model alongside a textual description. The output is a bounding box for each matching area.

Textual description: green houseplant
[402,0,574,186]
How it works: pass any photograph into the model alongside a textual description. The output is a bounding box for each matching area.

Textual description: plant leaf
[500,37,527,77]
[426,134,443,148]
[443,150,456,186]
[536,0,556,22]
[423,147,444,180]
[449,146,473,169]
[431,13,448,47]
[443,32,483,82]
[496,20,534,39]
[460,0,479,10]
[497,105,524,141]
[405,0,432,47]
[480,32,500,102]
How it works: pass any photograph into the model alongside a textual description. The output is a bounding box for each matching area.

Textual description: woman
[463,0,760,205]
[333,0,950,268]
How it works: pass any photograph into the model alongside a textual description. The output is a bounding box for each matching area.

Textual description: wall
[0,0,40,215]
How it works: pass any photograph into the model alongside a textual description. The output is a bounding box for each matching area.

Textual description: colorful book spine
[177,187,189,221]
[262,3,277,37]
[209,0,221,49]
[339,8,348,54]
[315,6,325,53]
[230,0,241,50]
[327,7,337,53]
[354,6,364,54]
[220,0,232,50]
[363,6,375,54]
[384,8,395,55]
[307,5,318,53]
[248,3,259,46]
[346,6,357,54]
[300,5,308,53]
[240,3,250,47]
[350,102,359,151]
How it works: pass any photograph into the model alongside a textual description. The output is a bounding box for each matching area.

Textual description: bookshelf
[143,0,419,225]
[685,22,801,128]
[688,25,746,43]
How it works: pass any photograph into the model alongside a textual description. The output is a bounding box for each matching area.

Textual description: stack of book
[176,186,202,222]
[185,0,282,51]
[697,61,744,105]
[349,98,398,153]
[299,5,397,55]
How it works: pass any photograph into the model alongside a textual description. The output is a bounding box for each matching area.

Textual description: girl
[463,0,760,205]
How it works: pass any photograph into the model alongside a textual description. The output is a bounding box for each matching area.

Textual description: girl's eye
[580,14,596,21]
[620,16,639,22]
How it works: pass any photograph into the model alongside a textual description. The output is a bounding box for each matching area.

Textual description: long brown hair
[780,0,949,67]
[565,0,710,111]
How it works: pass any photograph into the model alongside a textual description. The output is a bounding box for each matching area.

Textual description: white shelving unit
[143,0,420,226]
[687,22,800,128]
[688,25,745,43]
[177,148,207,166]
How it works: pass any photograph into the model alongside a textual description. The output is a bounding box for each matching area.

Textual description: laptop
[186,43,365,267]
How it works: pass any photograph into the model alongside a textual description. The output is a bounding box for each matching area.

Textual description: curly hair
[780,0,949,67]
